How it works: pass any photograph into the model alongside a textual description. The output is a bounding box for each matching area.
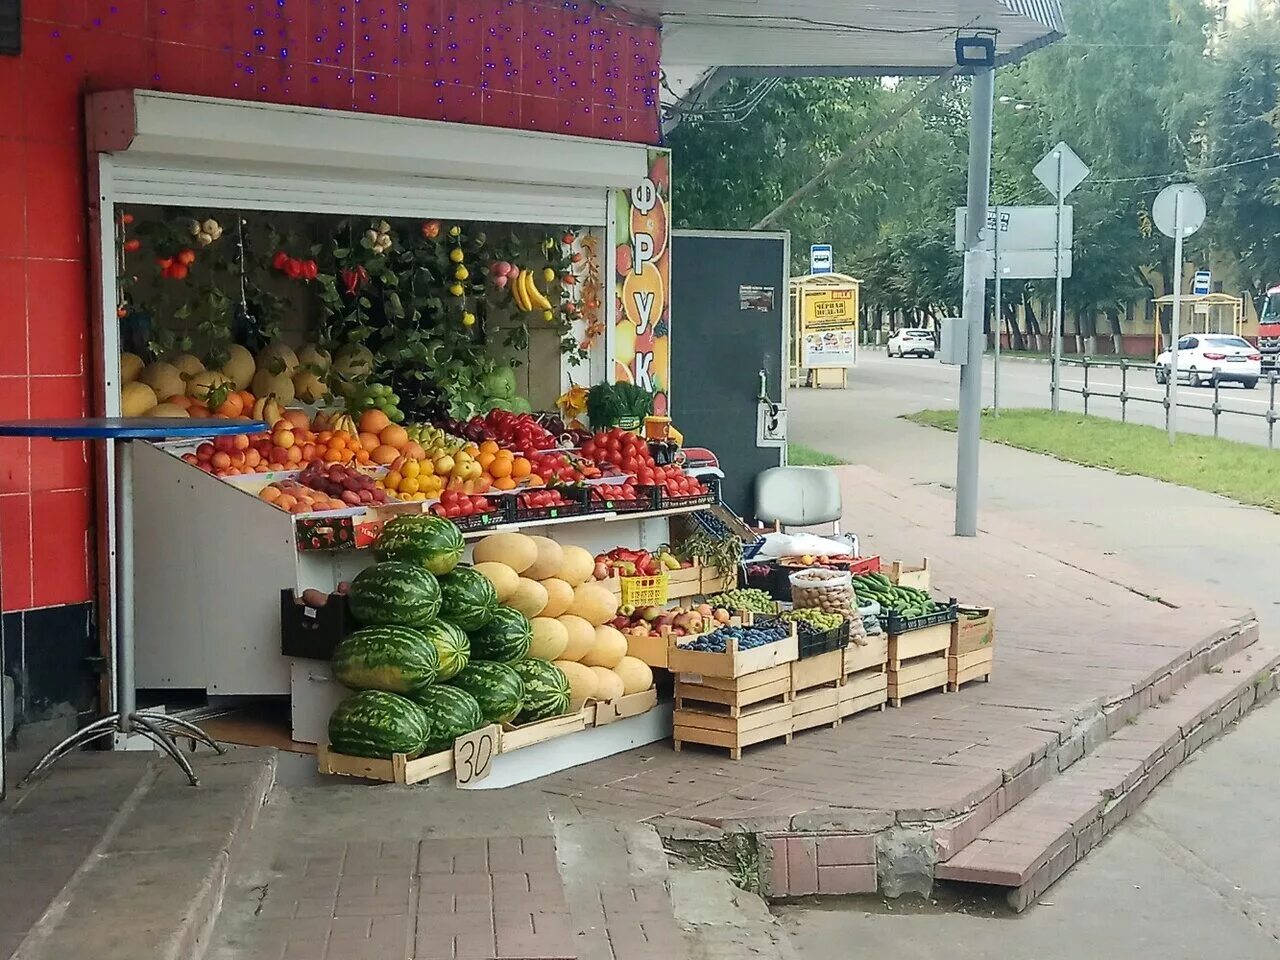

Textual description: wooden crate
[888,622,951,668]
[839,668,888,718]
[790,649,845,694]
[951,606,996,656]
[584,687,659,727]
[626,632,669,670]
[669,564,705,599]
[792,686,840,734]
[887,651,948,707]
[667,628,798,680]
[844,635,888,675]
[675,664,792,715]
[673,699,793,760]
[501,710,587,751]
[888,557,930,590]
[701,565,738,596]
[949,648,994,691]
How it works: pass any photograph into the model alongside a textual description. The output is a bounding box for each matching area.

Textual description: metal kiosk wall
[790,273,862,389]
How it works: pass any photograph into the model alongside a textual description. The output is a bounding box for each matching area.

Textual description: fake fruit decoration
[157,248,197,279]
[347,561,443,628]
[437,567,499,632]
[510,659,571,724]
[332,625,440,695]
[413,685,484,753]
[328,690,429,760]
[271,250,319,280]
[189,218,224,247]
[467,605,533,663]
[365,220,394,256]
[375,514,465,576]
[447,661,525,726]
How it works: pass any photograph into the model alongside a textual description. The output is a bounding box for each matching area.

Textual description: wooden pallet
[887,651,948,707]
[675,664,792,716]
[839,667,889,718]
[673,699,793,760]
[888,622,952,669]
[948,648,995,691]
[792,686,840,734]
[791,649,845,694]
[844,635,889,676]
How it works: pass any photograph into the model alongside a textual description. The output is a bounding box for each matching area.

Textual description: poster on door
[613,149,671,415]
[801,288,858,368]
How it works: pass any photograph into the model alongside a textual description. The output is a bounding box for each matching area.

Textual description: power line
[1088,151,1280,185]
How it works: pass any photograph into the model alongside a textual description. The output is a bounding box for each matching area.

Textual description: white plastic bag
[756,531,857,560]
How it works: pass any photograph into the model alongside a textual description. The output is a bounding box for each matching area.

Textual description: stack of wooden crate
[841,634,889,717]
[790,649,845,734]
[949,606,995,690]
[886,623,950,706]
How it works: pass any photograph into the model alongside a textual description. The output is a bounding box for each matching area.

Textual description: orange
[494,476,517,491]
[528,474,544,486]
[323,448,342,463]
[511,457,531,479]
[359,409,391,435]
[379,424,409,449]
[358,432,381,453]
[356,449,371,464]
[479,439,499,455]
[478,452,495,470]
[489,457,513,479]
[371,444,399,465]
[317,430,333,443]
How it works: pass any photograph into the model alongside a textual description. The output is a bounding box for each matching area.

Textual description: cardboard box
[952,606,995,655]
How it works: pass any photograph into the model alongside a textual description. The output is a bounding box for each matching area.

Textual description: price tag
[453,724,501,787]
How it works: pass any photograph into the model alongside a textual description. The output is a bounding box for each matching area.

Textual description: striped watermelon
[376,515,464,576]
[420,620,470,681]
[511,659,572,724]
[348,561,441,628]
[438,566,498,631]
[468,605,532,663]
[448,661,525,725]
[332,625,440,695]
[413,685,486,754]
[328,690,429,759]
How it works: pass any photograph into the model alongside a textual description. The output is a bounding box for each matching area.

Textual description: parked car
[1155,334,1261,388]
[888,328,936,359]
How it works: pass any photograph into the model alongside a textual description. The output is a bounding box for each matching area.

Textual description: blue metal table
[0,418,269,786]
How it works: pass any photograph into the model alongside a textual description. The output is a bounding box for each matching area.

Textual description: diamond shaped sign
[1033,142,1089,199]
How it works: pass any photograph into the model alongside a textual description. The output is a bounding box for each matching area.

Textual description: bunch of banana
[511,264,553,314]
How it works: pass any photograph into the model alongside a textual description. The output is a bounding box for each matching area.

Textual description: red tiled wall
[0,1,662,613]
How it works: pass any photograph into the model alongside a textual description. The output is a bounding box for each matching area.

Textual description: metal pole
[955,66,995,539]
[1051,152,1065,412]
[993,206,1001,417]
[116,439,135,733]
[1169,192,1184,443]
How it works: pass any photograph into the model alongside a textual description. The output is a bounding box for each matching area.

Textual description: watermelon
[328,690,429,759]
[511,659,572,724]
[421,620,470,681]
[438,566,499,631]
[376,515,464,576]
[348,561,441,627]
[413,685,486,753]
[468,605,532,663]
[332,625,440,695]
[448,661,525,725]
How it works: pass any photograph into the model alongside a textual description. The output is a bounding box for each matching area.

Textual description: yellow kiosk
[790,273,862,388]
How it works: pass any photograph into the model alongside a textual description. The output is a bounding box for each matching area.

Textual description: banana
[512,268,531,312]
[526,272,553,311]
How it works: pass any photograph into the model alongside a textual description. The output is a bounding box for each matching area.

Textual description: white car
[888,328,936,358]
[1155,334,1262,389]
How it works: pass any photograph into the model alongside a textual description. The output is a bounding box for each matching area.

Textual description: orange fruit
[359,432,381,452]
[260,486,281,502]
[489,457,513,479]
[379,424,409,449]
[317,430,333,443]
[323,448,342,463]
[356,449,371,464]
[494,476,517,491]
[528,474,544,486]
[359,409,391,435]
[511,457,531,479]
[478,452,496,470]
[371,444,399,465]
[479,439,499,455]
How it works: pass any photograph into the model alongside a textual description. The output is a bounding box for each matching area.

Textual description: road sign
[810,244,833,275]
[1033,142,1090,198]
[1193,270,1211,296]
[954,205,1074,253]
[985,248,1073,280]
[1152,184,1206,239]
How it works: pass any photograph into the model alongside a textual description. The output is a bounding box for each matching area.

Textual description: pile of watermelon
[326,515,574,763]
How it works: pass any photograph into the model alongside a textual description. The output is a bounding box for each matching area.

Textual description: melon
[251,368,296,405]
[472,532,538,574]
[613,656,653,696]
[333,342,375,386]
[536,578,574,619]
[529,618,570,660]
[139,361,185,402]
[120,352,144,384]
[569,583,619,626]
[221,343,256,390]
[589,666,625,703]
[508,578,548,619]
[187,369,233,404]
[297,343,332,372]
[582,625,627,669]
[149,402,190,418]
[256,341,299,376]
[474,562,520,602]
[554,660,598,709]
[169,353,205,379]
[522,536,564,581]
[556,545,596,586]
[557,615,596,662]
[121,381,157,417]
[293,369,329,403]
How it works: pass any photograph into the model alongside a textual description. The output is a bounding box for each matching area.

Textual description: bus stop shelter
[1152,292,1246,356]
[790,273,863,389]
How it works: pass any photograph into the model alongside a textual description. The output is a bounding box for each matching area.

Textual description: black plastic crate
[742,560,789,600]
[440,508,506,533]
[795,617,850,659]
[586,484,651,515]
[280,589,354,660]
[883,600,958,636]
[651,475,721,510]
[504,485,589,523]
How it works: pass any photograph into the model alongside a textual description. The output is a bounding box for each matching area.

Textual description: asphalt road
[851,349,1280,447]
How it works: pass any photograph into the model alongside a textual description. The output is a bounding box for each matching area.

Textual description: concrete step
[935,641,1280,910]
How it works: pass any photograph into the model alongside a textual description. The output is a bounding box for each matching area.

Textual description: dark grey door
[670,230,788,519]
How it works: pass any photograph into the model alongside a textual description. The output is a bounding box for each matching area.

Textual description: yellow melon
[557,615,596,662]
[472,532,538,573]
[121,381,157,417]
[221,343,256,390]
[293,370,329,403]
[536,578,574,618]
[522,536,564,581]
[256,341,299,376]
[509,578,549,619]
[169,353,205,379]
[582,625,627,669]
[569,583,619,626]
[187,369,233,403]
[589,666,625,703]
[139,361,185,402]
[529,618,570,660]
[556,545,596,586]
[148,402,190,418]
[251,368,296,405]
[296,343,332,372]
[474,562,520,602]
[613,656,653,696]
[554,660,598,709]
[120,352,144,384]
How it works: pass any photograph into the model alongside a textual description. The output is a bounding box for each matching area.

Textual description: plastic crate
[280,590,354,660]
[619,573,669,607]
[445,508,506,533]
[586,485,652,515]
[503,486,589,523]
[795,618,850,659]
[742,561,789,600]
[651,475,721,510]
[883,600,958,636]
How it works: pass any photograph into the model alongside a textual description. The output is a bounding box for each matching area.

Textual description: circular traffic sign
[1152,184,1206,239]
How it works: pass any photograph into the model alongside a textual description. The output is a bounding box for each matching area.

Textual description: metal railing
[1054,357,1280,448]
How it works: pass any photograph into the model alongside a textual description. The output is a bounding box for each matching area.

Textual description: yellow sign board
[801,288,858,367]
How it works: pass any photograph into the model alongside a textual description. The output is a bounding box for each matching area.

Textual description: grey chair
[755,466,843,534]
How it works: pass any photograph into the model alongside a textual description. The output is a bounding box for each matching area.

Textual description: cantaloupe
[588,666,625,703]
[148,402,190,418]
[557,615,596,662]
[139,361,185,402]
[554,660,598,709]
[536,578,573,618]
[472,532,538,573]
[613,656,653,696]
[556,545,596,586]
[251,368,296,405]
[221,343,256,390]
[120,352,144,384]
[293,370,329,403]
[569,583,619,626]
[121,381,157,417]
[529,618,570,660]
[522,536,564,581]
[508,578,549,619]
[474,562,520,602]
[256,341,299,376]
[582,625,627,669]
[296,343,332,372]
[332,343,375,393]
[169,353,205,379]
[187,369,233,403]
